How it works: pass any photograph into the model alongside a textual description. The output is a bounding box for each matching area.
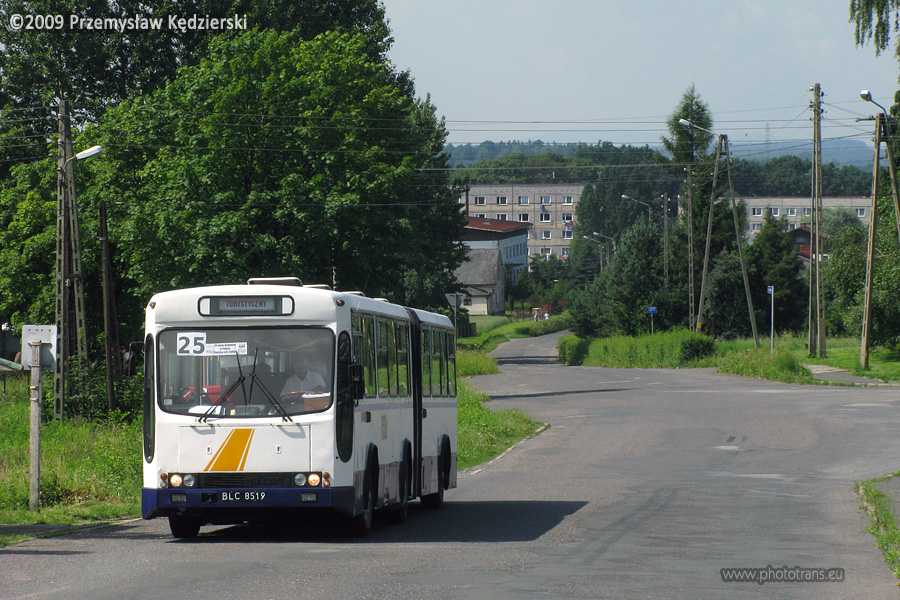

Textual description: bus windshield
[157,327,334,418]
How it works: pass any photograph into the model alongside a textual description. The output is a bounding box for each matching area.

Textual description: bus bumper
[142,486,356,520]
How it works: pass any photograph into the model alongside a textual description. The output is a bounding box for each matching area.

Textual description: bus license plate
[221,490,267,502]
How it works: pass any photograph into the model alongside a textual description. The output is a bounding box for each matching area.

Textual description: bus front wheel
[169,515,202,539]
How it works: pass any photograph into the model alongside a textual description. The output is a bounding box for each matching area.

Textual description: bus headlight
[294,473,307,487]
[307,473,321,487]
[166,473,196,488]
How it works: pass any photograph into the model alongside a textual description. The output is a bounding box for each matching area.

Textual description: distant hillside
[446,139,874,168]
[446,141,580,166]
[728,139,872,169]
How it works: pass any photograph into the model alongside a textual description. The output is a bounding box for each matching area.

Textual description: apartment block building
[743,196,871,233]
[458,185,870,261]
[459,184,582,260]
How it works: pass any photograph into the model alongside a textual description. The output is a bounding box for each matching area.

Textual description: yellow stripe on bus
[204,429,254,472]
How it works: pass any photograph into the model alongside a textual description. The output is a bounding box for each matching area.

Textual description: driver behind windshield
[280,352,327,396]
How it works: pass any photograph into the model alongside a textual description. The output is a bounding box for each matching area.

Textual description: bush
[680,335,715,363]
[561,329,716,368]
[718,348,813,383]
[558,335,591,366]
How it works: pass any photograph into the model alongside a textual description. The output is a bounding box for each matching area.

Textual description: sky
[379,0,899,152]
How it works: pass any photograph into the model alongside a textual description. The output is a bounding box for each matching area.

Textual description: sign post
[445,293,465,337]
[646,306,658,335]
[22,325,56,512]
[767,286,775,353]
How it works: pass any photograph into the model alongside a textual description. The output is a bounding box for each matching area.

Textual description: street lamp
[592,232,616,251]
[621,194,651,221]
[860,90,887,114]
[678,118,712,134]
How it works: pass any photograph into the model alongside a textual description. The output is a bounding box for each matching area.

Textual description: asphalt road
[2,331,900,599]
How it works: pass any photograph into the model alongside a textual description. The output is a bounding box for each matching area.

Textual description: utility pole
[662,194,669,283]
[685,169,695,329]
[54,99,89,418]
[724,136,760,349]
[695,139,724,331]
[809,83,826,358]
[860,95,900,369]
[99,200,121,411]
[693,134,760,348]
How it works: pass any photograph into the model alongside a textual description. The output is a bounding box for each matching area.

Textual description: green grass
[859,473,900,580]
[456,378,542,470]
[457,349,499,377]
[560,330,900,385]
[0,377,141,543]
[712,335,900,383]
[717,347,814,384]
[558,329,715,368]
[470,315,512,334]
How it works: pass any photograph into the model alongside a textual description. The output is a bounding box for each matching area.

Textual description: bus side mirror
[349,364,364,402]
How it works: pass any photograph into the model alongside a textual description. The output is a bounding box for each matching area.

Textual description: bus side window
[388,321,398,397]
[397,323,409,397]
[447,332,457,397]
[431,329,442,397]
[377,319,393,397]
[422,328,432,398]
[364,316,376,398]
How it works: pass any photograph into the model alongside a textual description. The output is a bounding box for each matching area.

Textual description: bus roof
[148,282,453,329]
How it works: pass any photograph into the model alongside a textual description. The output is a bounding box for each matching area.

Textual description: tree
[746,211,808,333]
[661,85,714,166]
[0,0,393,177]
[851,0,900,60]
[0,28,465,345]
[822,191,900,344]
[701,250,750,338]
[570,219,673,337]
[822,207,865,235]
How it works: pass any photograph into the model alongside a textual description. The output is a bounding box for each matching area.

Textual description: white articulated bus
[141,278,457,538]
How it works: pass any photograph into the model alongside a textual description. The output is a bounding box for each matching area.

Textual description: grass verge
[558,330,899,385]
[456,348,499,376]
[456,378,543,470]
[717,347,814,384]
[558,329,715,368]
[858,473,900,580]
[0,377,141,546]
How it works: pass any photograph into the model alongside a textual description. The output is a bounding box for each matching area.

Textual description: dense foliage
[0,6,466,410]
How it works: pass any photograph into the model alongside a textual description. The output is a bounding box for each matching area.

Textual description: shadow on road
[494,355,558,366]
[485,388,631,401]
[186,500,586,544]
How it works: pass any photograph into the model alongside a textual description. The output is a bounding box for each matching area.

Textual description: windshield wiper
[249,371,292,423]
[197,375,246,423]
[197,350,292,423]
